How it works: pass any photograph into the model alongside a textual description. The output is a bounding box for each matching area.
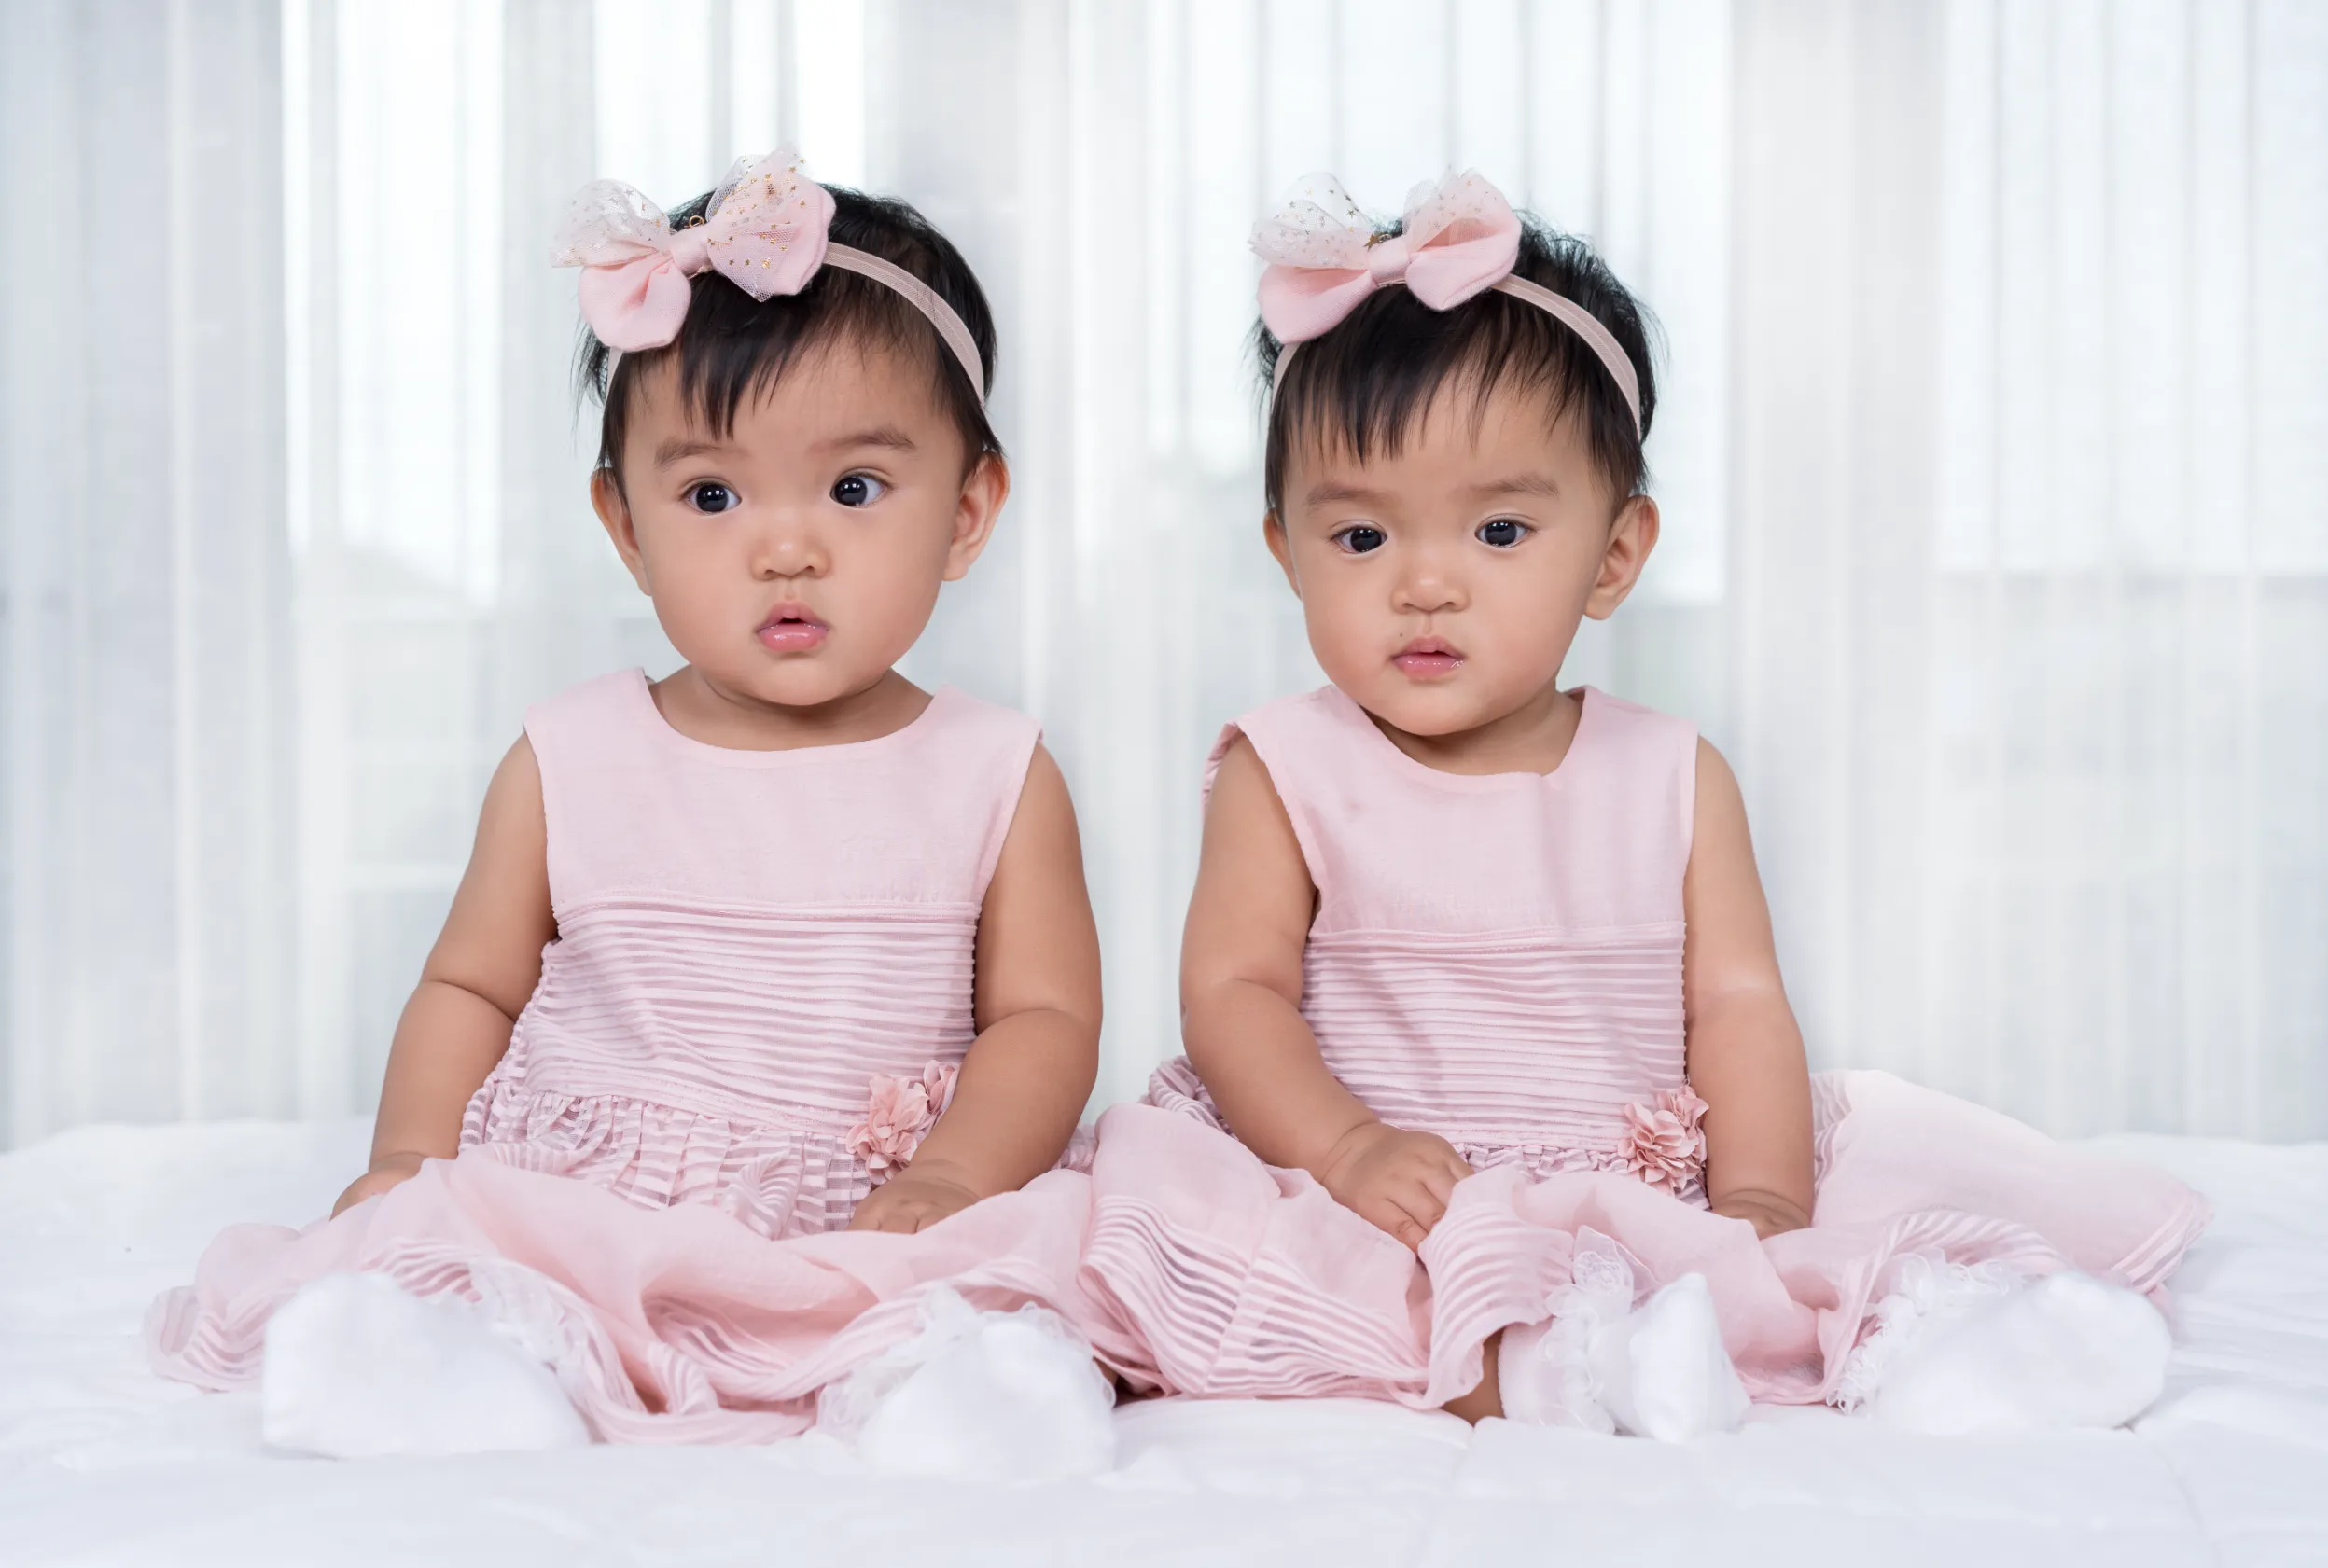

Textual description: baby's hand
[1317,1121,1472,1250]
[848,1163,983,1235]
[1711,1190,1811,1241]
[331,1151,427,1217]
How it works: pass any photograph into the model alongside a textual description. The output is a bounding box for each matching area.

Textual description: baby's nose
[754,521,825,576]
[1397,566,1463,611]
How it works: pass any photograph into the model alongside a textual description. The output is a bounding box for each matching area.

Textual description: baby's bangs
[669,271,957,444]
[1276,293,1594,468]
[1265,286,1647,514]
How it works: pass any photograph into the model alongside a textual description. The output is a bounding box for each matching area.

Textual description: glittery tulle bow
[550,148,834,352]
[1251,170,1523,344]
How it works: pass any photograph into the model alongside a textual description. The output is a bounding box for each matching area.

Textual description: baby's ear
[1584,494,1660,620]
[1262,510,1302,597]
[942,452,1010,582]
[592,469,653,594]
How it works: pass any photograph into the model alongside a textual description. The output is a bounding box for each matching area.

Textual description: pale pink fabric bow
[846,1061,960,1183]
[551,149,834,352]
[1250,169,1643,437]
[1252,171,1522,344]
[1620,1085,1710,1194]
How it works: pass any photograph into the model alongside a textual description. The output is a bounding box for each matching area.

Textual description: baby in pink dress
[1076,172,2208,1436]
[147,150,1108,1450]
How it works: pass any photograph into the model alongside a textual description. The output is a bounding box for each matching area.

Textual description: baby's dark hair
[581,185,1001,489]
[1259,215,1657,515]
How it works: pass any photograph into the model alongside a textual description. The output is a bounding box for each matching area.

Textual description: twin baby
[147,150,2209,1458]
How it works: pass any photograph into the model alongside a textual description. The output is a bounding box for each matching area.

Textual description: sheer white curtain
[1,0,298,1140]
[1714,0,2328,1139]
[2,0,2321,1148]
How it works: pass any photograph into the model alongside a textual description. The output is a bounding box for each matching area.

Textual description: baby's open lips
[756,603,829,651]
[758,601,828,632]
[1392,635,1466,675]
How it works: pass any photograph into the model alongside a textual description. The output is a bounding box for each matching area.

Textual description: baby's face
[595,341,996,711]
[1270,386,1654,742]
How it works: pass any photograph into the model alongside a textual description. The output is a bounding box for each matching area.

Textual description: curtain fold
[1,0,2321,1146]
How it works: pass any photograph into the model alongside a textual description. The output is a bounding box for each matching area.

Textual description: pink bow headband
[1253,172,1642,439]
[550,148,985,404]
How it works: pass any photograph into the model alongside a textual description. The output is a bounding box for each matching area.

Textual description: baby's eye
[1476,518,1530,548]
[687,481,738,515]
[831,473,888,508]
[1333,525,1387,555]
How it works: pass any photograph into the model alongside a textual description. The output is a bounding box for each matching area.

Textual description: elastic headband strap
[1271,274,1643,439]
[824,244,988,407]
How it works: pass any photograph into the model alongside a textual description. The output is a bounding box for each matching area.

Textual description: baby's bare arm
[333,738,555,1216]
[1683,738,1817,1239]
[1183,738,1467,1248]
[853,745,1101,1232]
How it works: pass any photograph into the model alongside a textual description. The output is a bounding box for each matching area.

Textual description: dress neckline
[624,668,957,768]
[1321,683,1601,794]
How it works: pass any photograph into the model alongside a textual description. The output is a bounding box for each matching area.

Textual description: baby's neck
[1361,681,1588,778]
[649,666,931,753]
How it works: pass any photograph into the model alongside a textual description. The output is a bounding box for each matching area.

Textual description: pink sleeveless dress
[147,671,1095,1442]
[1075,686,2210,1409]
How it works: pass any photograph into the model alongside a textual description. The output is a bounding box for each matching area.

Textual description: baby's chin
[691,643,896,715]
[1336,666,1550,742]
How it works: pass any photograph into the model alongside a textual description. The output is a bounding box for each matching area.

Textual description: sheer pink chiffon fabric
[146,671,1094,1442]
[1076,687,2210,1408]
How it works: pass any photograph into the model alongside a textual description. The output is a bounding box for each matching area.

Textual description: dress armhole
[1680,724,1704,875]
[519,668,657,919]
[1204,718,1331,908]
[969,711,1044,906]
[521,708,571,919]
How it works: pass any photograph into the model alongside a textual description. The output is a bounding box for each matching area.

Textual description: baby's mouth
[1391,635,1465,679]
[757,604,829,654]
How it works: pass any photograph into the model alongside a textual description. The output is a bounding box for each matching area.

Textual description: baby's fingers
[899,1201,953,1234]
[1393,1172,1451,1232]
[846,1191,899,1232]
[1359,1200,1433,1246]
[1415,1155,1468,1210]
[1365,1192,1434,1252]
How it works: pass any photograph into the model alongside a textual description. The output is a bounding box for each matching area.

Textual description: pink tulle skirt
[1074,1070,2210,1408]
[146,1145,1095,1444]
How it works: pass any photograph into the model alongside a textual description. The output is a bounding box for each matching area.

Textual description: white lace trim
[1829,1254,2025,1414]
[1499,1232,1642,1432]
[814,1285,1108,1445]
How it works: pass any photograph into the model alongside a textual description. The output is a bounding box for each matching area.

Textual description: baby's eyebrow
[652,436,728,468]
[1462,473,1563,500]
[813,425,919,454]
[1304,479,1390,507]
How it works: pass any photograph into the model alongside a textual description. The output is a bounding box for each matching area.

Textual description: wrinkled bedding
[2,1119,2322,1566]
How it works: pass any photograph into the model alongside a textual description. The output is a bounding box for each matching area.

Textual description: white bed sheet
[1,1120,2322,1568]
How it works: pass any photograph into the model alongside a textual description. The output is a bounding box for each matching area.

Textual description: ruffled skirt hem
[1078,1070,2210,1408]
[146,1150,1096,1444]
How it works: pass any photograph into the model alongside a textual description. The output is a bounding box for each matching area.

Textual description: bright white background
[0,0,2321,1149]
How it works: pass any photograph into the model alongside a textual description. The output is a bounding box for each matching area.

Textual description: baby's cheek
[1303,588,1385,686]
[646,567,742,663]
[1476,580,1571,685]
[853,546,948,655]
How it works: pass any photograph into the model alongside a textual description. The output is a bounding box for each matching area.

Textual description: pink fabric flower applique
[846,1061,959,1182]
[1620,1085,1710,1193]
